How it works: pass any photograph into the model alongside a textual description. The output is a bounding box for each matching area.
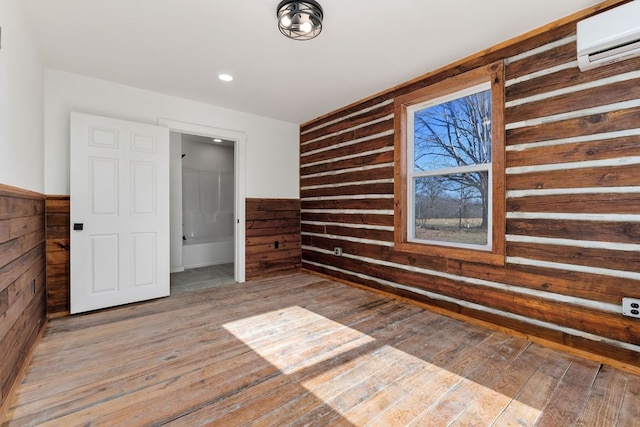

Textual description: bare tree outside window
[410,86,492,247]
[394,62,505,264]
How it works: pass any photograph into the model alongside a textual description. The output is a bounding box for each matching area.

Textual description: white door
[70,112,170,314]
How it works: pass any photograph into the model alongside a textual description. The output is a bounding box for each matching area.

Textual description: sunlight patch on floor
[223,305,375,373]
[223,306,541,424]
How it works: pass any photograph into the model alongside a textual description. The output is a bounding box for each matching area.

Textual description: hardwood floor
[3,272,639,426]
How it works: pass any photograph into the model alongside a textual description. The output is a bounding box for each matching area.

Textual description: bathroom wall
[181,137,234,242]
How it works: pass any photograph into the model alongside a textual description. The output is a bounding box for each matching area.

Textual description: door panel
[132,161,156,214]
[90,157,119,214]
[132,232,156,286]
[91,234,119,293]
[71,112,170,314]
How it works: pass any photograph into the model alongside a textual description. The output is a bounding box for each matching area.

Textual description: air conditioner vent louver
[577,0,640,71]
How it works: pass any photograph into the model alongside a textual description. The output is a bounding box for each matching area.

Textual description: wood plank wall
[45,196,70,317]
[300,4,640,367]
[0,185,46,408]
[246,198,301,279]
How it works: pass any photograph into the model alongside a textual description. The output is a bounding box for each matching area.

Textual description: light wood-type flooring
[3,272,639,426]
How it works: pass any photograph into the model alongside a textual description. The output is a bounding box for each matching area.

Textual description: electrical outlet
[622,298,640,318]
[333,247,342,256]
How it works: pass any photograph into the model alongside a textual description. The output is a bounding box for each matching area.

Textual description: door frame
[158,118,246,283]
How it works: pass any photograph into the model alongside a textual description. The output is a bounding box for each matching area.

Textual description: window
[394,62,505,265]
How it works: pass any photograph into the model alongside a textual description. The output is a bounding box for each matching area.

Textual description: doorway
[159,119,246,290]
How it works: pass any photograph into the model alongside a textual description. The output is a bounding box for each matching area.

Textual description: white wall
[44,69,299,198]
[0,0,44,192]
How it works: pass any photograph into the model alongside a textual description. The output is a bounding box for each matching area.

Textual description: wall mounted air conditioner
[577,0,640,71]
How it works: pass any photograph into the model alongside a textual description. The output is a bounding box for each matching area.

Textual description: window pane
[413,172,489,246]
[413,89,491,172]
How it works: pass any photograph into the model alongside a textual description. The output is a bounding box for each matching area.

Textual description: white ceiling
[24,0,603,124]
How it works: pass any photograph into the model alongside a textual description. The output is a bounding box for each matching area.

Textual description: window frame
[393,62,506,266]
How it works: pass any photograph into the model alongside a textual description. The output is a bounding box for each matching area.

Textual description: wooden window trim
[393,61,506,266]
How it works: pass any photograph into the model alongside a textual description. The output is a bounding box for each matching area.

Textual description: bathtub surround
[182,238,234,269]
[181,137,235,269]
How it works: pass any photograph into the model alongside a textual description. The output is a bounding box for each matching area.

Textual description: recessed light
[218,74,233,82]
[213,138,222,142]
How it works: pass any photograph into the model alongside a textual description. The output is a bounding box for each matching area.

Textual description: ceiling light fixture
[277,0,323,41]
[218,74,233,82]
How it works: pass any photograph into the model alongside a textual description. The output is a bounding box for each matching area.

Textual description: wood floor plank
[492,348,574,426]
[289,319,481,426]
[408,339,533,425]
[329,326,492,425]
[3,272,640,426]
[576,365,628,427]
[533,357,602,427]
[617,375,640,426]
[366,333,525,426]
[448,344,554,426]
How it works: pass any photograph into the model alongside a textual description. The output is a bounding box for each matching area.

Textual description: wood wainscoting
[300,1,640,369]
[45,196,70,317]
[0,184,46,410]
[245,198,301,279]
[40,197,302,313]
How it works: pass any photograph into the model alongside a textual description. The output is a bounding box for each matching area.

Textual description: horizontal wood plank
[507,218,640,244]
[300,103,393,144]
[507,241,640,273]
[301,150,393,176]
[301,212,394,227]
[507,164,640,190]
[301,134,393,165]
[505,40,576,81]
[301,120,393,154]
[301,167,394,188]
[506,76,640,124]
[506,106,640,147]
[507,193,640,214]
[301,182,394,199]
[301,198,394,211]
[506,134,640,168]
[506,56,640,102]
